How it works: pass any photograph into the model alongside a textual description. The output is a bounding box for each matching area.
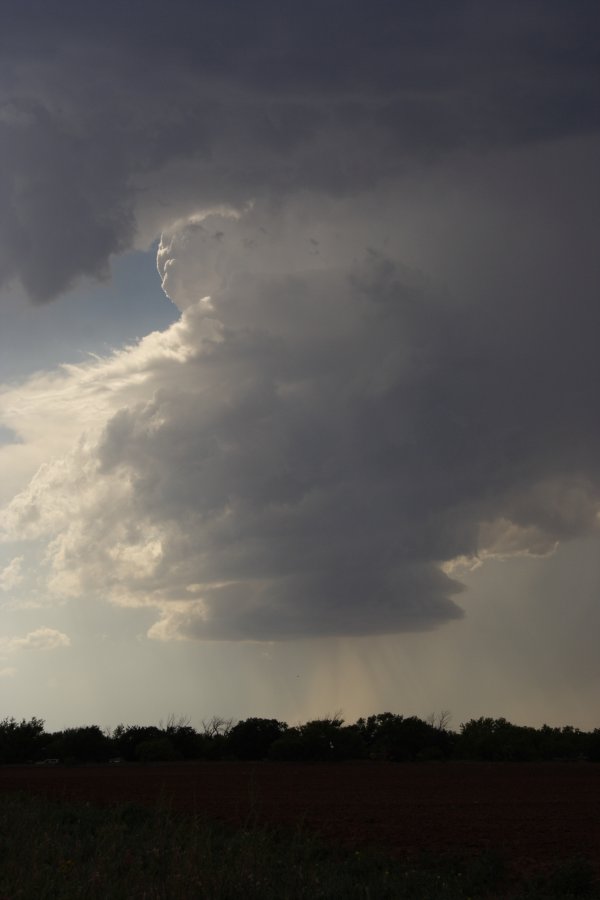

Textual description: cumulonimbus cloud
[1,164,599,640]
[0,2,599,642]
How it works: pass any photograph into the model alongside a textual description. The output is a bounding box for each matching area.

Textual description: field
[2,760,600,874]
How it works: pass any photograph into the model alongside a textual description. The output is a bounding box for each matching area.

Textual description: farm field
[2,760,600,873]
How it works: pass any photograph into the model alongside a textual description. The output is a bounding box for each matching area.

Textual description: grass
[0,791,597,899]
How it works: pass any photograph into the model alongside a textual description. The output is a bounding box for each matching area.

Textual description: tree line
[1,713,600,765]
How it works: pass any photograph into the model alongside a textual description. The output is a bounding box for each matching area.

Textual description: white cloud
[1,627,71,653]
[0,556,23,591]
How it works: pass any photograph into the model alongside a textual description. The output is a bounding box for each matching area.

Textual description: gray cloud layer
[1,1,598,300]
[0,2,599,641]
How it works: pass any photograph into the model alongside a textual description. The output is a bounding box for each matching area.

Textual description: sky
[1,1,600,733]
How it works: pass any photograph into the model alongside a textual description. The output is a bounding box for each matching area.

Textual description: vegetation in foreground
[0,792,598,899]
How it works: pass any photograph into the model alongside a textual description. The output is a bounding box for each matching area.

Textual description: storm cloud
[1,0,598,299]
[0,2,599,642]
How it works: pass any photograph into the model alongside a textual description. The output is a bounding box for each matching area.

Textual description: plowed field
[3,761,600,872]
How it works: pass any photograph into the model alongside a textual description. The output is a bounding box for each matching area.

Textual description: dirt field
[2,761,600,872]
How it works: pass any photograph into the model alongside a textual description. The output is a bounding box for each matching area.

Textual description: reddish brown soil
[2,761,600,871]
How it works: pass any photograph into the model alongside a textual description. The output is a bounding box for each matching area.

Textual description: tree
[456,717,538,761]
[50,725,112,763]
[269,716,362,761]
[136,737,180,762]
[198,716,234,759]
[163,716,202,759]
[588,729,600,762]
[426,710,452,732]
[201,716,233,738]
[0,717,45,763]
[113,725,163,761]
[356,713,449,761]
[228,717,288,760]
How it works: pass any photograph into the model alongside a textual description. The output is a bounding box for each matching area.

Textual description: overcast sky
[1,1,600,732]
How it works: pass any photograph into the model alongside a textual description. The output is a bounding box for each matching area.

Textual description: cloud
[0,3,599,642]
[1,155,599,640]
[0,667,17,678]
[0,556,23,591]
[1,627,71,653]
[0,1,598,301]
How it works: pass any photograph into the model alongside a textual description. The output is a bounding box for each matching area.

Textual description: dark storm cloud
[1,2,600,642]
[0,0,598,300]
